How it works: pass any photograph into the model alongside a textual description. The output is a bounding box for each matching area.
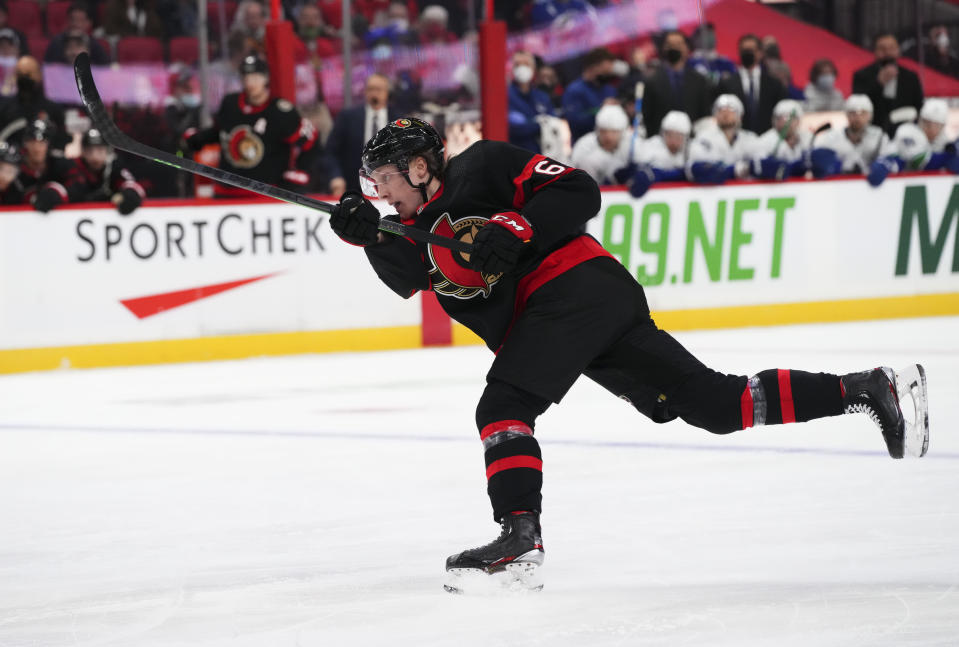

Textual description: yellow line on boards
[2,293,957,374]
[0,326,422,374]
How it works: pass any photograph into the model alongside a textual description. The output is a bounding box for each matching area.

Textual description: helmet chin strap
[403,171,434,204]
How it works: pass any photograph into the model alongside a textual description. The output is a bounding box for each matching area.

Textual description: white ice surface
[1,317,958,646]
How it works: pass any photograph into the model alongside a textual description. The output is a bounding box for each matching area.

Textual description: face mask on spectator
[16,75,38,100]
[596,73,616,84]
[878,56,897,68]
[181,93,201,108]
[299,25,320,39]
[663,48,683,65]
[391,18,408,31]
[739,49,756,68]
[513,64,534,84]
[815,74,835,91]
[937,33,949,50]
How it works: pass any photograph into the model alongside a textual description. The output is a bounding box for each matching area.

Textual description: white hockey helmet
[595,104,629,131]
[844,94,874,114]
[713,93,744,116]
[919,98,949,125]
[893,122,931,170]
[660,110,692,136]
[772,99,804,121]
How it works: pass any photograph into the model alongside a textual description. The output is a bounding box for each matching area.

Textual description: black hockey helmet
[23,119,54,142]
[239,54,269,77]
[359,117,445,201]
[0,141,20,166]
[82,128,108,149]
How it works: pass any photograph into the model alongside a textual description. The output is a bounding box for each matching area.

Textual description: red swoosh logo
[120,272,280,319]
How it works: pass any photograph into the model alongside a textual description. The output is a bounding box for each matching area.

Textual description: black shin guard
[748,369,843,427]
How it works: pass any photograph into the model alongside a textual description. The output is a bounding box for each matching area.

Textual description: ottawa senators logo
[428,213,502,299]
[393,118,412,128]
[222,125,265,168]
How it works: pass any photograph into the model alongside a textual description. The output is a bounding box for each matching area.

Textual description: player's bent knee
[475,379,551,432]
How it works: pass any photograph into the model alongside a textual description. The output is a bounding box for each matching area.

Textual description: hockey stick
[72,53,472,254]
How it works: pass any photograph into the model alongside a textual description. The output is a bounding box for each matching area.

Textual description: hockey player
[626,109,691,198]
[65,130,145,215]
[327,117,929,593]
[750,99,811,180]
[0,142,24,205]
[810,94,895,179]
[184,55,318,198]
[686,94,759,184]
[865,99,959,187]
[18,120,74,213]
[569,104,632,186]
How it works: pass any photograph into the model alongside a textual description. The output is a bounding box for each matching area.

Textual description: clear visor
[358,168,408,198]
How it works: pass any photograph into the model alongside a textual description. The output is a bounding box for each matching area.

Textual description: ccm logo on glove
[489,213,533,242]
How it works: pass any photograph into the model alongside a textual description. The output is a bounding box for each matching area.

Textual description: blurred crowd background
[1,0,959,210]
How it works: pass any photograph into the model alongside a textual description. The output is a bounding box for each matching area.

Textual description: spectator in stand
[0,57,67,150]
[641,30,712,137]
[804,58,845,112]
[18,120,75,213]
[0,28,21,58]
[762,36,804,101]
[296,2,339,59]
[163,69,201,197]
[365,1,417,49]
[45,3,111,65]
[65,129,145,214]
[417,5,457,46]
[922,24,959,78]
[0,141,24,205]
[686,94,759,184]
[562,47,618,142]
[231,0,267,48]
[531,0,594,29]
[750,98,810,180]
[102,0,166,38]
[852,33,923,137]
[325,73,396,197]
[0,2,28,56]
[689,22,736,85]
[716,33,788,135]
[809,94,895,179]
[156,0,197,38]
[570,103,631,185]
[535,61,564,112]
[508,50,555,154]
[626,109,691,198]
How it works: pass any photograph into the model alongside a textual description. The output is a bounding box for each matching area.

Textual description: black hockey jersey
[191,92,318,196]
[18,154,74,204]
[364,139,610,350]
[0,180,24,205]
[65,157,145,203]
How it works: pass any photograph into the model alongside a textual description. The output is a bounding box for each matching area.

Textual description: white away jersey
[813,125,895,173]
[634,135,686,170]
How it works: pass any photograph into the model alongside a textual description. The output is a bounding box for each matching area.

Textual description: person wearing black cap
[18,120,75,213]
[65,129,145,215]
[0,141,24,205]
[183,54,319,197]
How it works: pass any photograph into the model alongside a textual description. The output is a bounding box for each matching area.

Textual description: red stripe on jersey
[479,420,533,441]
[486,455,542,479]
[413,182,445,221]
[741,384,754,429]
[778,369,796,424]
[511,154,545,209]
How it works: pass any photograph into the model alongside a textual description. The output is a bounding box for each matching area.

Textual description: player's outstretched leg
[841,365,928,458]
[444,511,545,594]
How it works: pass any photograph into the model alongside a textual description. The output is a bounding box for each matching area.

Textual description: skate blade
[895,364,929,458]
[444,562,544,595]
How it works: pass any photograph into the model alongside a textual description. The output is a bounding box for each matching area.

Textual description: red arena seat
[28,35,49,59]
[45,1,73,35]
[116,36,164,63]
[168,36,199,65]
[6,1,43,37]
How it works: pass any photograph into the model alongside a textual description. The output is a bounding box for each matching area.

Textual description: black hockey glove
[31,186,62,213]
[329,190,381,246]
[113,188,142,215]
[467,212,533,275]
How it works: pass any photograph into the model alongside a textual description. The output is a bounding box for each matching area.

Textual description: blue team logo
[428,213,502,299]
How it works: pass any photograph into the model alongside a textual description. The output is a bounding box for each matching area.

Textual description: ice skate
[841,365,928,458]
[444,510,544,594]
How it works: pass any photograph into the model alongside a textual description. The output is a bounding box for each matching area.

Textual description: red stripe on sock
[741,384,754,429]
[486,456,542,479]
[479,420,533,441]
[778,369,796,424]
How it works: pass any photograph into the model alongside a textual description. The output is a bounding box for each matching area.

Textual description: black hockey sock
[743,369,843,428]
[481,420,543,522]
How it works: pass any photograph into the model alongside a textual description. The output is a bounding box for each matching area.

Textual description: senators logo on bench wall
[428,213,502,299]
